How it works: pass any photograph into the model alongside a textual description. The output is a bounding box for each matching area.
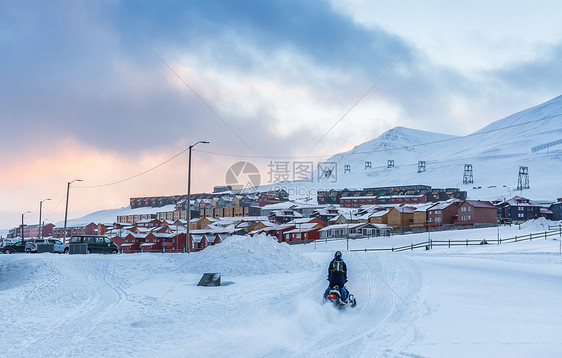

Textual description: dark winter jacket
[328,258,347,281]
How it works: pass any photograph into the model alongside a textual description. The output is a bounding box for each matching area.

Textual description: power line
[152,48,255,153]
[308,46,414,153]
[70,111,561,189]
[75,147,190,189]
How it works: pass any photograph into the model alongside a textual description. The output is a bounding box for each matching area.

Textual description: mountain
[304,95,562,201]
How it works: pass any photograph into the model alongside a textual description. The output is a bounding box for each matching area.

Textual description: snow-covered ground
[1,220,562,357]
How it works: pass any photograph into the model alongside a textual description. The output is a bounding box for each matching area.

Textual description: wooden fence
[350,225,562,253]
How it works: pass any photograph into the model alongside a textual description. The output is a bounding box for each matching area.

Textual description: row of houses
[130,189,290,210]
[317,186,468,205]
[7,194,562,245]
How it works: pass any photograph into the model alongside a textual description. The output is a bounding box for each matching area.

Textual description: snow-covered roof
[270,210,304,218]
[136,218,159,224]
[395,206,416,213]
[287,217,315,224]
[430,199,462,210]
[369,209,390,218]
[504,196,541,207]
[319,223,364,231]
[285,223,318,231]
[191,235,206,243]
[413,203,439,212]
[464,200,496,209]
[340,196,379,200]
[152,233,176,238]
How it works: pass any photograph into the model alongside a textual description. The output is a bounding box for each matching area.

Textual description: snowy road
[1,231,562,357]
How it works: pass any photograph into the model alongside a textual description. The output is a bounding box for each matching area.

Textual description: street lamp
[63,179,83,243]
[21,211,31,243]
[39,198,51,239]
[186,141,209,253]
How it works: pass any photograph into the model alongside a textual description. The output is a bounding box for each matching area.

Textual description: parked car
[25,238,69,254]
[1,241,28,254]
[69,235,119,254]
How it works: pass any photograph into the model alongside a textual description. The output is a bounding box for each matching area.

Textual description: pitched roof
[318,223,364,231]
[464,200,497,209]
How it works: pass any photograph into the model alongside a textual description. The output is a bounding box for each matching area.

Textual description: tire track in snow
[15,257,130,358]
[319,252,399,356]
[296,252,420,358]
[57,259,130,357]
[293,253,394,357]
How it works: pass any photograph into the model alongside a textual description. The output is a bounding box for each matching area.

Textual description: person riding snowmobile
[324,251,349,301]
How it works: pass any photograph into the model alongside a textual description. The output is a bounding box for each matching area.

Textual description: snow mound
[519,217,560,231]
[193,234,315,276]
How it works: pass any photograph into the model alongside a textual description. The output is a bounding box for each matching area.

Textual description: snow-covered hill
[2,224,561,357]
[316,95,562,201]
[55,205,176,228]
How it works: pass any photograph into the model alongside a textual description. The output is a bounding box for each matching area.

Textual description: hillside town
[3,184,562,253]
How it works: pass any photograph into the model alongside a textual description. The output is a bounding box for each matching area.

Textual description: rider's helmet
[334,251,342,259]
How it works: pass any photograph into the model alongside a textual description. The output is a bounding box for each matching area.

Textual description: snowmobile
[324,285,356,309]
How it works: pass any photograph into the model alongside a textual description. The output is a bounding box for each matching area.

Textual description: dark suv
[69,235,119,254]
[1,241,27,254]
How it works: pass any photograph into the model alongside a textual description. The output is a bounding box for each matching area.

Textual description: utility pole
[63,179,82,243]
[21,211,31,243]
[186,141,209,253]
[39,198,51,239]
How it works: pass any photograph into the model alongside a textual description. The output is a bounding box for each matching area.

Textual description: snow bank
[519,217,560,231]
[193,234,315,276]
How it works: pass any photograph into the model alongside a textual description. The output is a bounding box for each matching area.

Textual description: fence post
[545,231,547,240]
[466,239,468,246]
[411,244,413,251]
[515,235,517,242]
[431,239,433,249]
[530,233,532,241]
[448,239,450,248]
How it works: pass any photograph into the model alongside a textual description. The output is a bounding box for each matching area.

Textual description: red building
[114,232,188,253]
[257,193,281,207]
[22,223,55,238]
[427,199,462,226]
[53,222,98,239]
[340,196,379,208]
[255,223,296,242]
[389,194,426,205]
[135,219,163,229]
[282,225,321,243]
[455,200,497,226]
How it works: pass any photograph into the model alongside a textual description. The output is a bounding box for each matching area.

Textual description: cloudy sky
[1,0,561,230]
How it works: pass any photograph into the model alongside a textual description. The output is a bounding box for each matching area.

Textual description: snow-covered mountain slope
[316,95,562,201]
[51,205,176,227]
